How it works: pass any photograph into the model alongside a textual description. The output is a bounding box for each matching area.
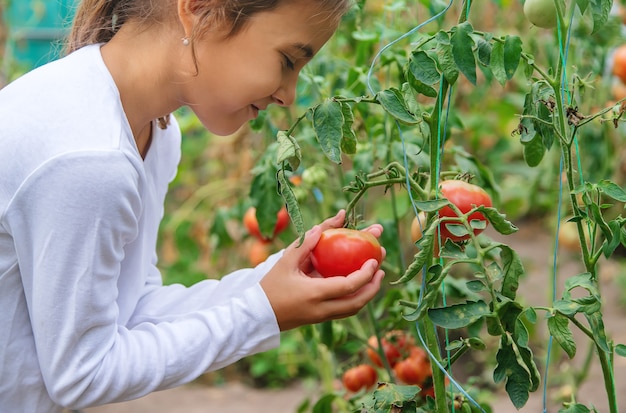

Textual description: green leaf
[408,50,441,85]
[503,35,522,80]
[489,35,521,86]
[361,382,421,412]
[603,219,622,258]
[428,300,492,329]
[414,198,451,212]
[451,22,477,85]
[587,0,612,34]
[317,320,334,349]
[564,272,599,296]
[479,206,519,235]
[376,88,419,125]
[548,313,577,358]
[466,279,487,292]
[250,165,284,239]
[493,336,532,409]
[277,169,305,244]
[585,311,610,353]
[615,344,626,357]
[312,393,338,413]
[475,37,492,66]
[558,403,592,413]
[392,226,437,285]
[554,299,581,316]
[339,102,357,155]
[522,132,546,167]
[313,99,344,164]
[435,31,459,84]
[598,179,626,202]
[490,41,508,86]
[276,131,301,171]
[499,245,524,300]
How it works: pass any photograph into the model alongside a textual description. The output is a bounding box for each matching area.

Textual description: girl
[0,0,385,411]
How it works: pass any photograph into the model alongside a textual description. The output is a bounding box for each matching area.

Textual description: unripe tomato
[438,180,492,243]
[393,347,431,386]
[410,212,427,244]
[523,0,558,29]
[302,165,328,187]
[342,364,378,393]
[612,45,626,85]
[243,206,290,241]
[411,212,441,256]
[311,228,382,277]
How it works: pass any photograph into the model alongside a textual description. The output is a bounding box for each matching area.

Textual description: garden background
[2,0,626,412]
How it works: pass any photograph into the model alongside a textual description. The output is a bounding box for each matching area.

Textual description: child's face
[180,1,339,136]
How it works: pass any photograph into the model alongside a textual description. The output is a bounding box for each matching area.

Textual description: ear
[177,0,198,38]
[178,0,223,36]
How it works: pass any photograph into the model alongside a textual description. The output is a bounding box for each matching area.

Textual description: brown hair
[65,0,353,55]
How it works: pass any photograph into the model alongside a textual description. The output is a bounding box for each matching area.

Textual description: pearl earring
[182,37,190,46]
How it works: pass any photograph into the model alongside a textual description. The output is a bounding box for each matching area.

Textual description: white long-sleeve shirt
[0,44,281,412]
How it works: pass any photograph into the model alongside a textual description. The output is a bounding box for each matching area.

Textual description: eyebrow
[291,43,314,58]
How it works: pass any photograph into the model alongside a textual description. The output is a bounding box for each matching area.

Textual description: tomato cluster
[341,330,442,399]
[311,228,382,277]
[243,206,290,242]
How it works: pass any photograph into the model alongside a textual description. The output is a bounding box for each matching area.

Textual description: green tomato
[523,0,558,29]
[301,165,328,187]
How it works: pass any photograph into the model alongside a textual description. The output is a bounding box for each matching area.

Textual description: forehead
[239,1,340,54]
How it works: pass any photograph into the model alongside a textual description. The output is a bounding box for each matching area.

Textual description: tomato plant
[438,180,493,243]
[243,206,290,242]
[311,228,382,277]
[342,364,378,393]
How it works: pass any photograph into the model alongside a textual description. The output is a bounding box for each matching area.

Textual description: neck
[100,21,186,143]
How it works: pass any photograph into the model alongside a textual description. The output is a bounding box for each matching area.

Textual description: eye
[282,53,295,70]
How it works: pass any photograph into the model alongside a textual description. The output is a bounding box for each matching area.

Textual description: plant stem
[549,11,618,411]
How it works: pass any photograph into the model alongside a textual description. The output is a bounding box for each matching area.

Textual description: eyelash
[282,54,295,70]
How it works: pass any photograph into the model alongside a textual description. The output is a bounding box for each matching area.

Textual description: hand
[260,210,385,331]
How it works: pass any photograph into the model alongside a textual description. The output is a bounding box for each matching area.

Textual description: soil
[82,220,626,413]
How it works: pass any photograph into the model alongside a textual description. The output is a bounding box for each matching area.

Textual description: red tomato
[248,239,271,266]
[342,364,378,393]
[438,180,492,242]
[366,331,415,368]
[243,206,290,241]
[367,336,401,368]
[393,347,430,386]
[613,45,626,85]
[311,228,382,277]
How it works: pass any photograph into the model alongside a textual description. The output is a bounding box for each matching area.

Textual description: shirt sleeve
[5,151,281,409]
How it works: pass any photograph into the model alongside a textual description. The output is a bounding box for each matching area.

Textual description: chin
[199,118,246,137]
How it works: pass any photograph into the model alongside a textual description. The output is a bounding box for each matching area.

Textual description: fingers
[318,209,347,231]
[361,223,384,239]
[313,259,381,299]
[316,265,385,320]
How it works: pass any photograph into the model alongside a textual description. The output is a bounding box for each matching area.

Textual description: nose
[271,75,298,107]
